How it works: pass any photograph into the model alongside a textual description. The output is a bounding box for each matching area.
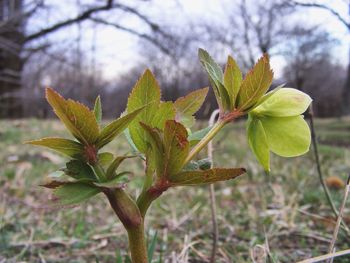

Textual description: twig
[297,248,350,263]
[307,105,350,234]
[327,174,350,263]
[208,109,220,263]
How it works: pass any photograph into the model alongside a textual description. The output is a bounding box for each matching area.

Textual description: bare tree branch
[290,1,349,31]
[24,0,114,43]
[90,17,171,55]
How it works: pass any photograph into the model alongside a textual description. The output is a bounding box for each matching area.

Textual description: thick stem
[127,221,148,263]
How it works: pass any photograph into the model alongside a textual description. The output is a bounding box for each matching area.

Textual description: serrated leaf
[236,54,273,111]
[252,88,312,117]
[247,116,270,171]
[25,137,83,159]
[106,156,135,179]
[96,107,143,149]
[127,69,161,152]
[188,126,211,146]
[174,87,209,128]
[139,123,165,175]
[170,168,245,186]
[65,160,97,181]
[53,182,100,205]
[224,55,242,108]
[152,102,176,129]
[94,96,102,124]
[163,120,189,176]
[46,88,99,145]
[261,116,311,157]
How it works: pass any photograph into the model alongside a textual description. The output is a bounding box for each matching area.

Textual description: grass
[0,118,350,262]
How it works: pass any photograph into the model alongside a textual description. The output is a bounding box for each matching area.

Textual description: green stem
[127,222,148,263]
[92,163,106,181]
[184,120,226,164]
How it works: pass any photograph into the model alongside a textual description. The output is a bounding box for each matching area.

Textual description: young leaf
[174,87,209,128]
[127,69,161,152]
[198,48,230,110]
[94,173,130,188]
[188,126,211,146]
[247,116,270,171]
[65,160,97,181]
[252,88,312,117]
[96,107,143,149]
[169,168,246,186]
[236,54,273,111]
[46,88,99,145]
[163,120,189,176]
[106,156,135,179]
[151,102,176,129]
[94,96,102,124]
[53,182,100,205]
[224,55,242,108]
[261,116,311,157]
[98,152,114,167]
[25,137,83,159]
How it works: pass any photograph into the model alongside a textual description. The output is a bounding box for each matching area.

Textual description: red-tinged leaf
[139,122,164,175]
[45,88,99,145]
[40,180,67,189]
[127,69,161,152]
[236,54,273,111]
[25,137,83,159]
[96,107,143,149]
[53,182,100,205]
[169,168,246,186]
[174,87,209,127]
[224,55,242,108]
[163,120,189,176]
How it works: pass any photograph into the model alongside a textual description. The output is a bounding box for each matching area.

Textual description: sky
[28,0,349,80]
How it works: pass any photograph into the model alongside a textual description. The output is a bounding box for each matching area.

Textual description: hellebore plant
[27,49,312,262]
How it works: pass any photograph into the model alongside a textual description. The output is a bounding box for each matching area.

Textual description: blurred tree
[289,0,350,114]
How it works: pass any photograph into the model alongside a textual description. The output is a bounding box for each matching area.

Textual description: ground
[1,117,350,262]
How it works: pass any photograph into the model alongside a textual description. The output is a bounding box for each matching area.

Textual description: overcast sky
[28,0,349,80]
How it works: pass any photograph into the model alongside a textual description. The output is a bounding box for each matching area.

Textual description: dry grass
[1,118,350,262]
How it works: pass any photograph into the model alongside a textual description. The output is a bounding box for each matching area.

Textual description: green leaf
[94,173,130,188]
[98,152,114,167]
[139,123,165,176]
[224,55,242,108]
[106,156,135,179]
[151,102,176,129]
[127,69,161,152]
[53,182,100,205]
[247,116,270,171]
[96,107,143,149]
[252,88,312,117]
[45,88,99,145]
[254,84,284,107]
[25,137,83,159]
[174,87,209,127]
[170,168,246,186]
[65,160,97,181]
[261,116,311,157]
[198,49,230,110]
[147,231,158,262]
[163,120,189,176]
[188,126,211,146]
[93,96,102,124]
[236,54,273,111]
